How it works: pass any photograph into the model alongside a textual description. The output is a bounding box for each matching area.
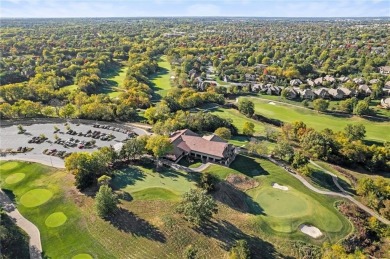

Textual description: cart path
[0,190,42,259]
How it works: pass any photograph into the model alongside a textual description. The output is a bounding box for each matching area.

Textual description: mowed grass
[112,165,197,201]
[99,66,128,98]
[245,97,390,143]
[0,161,113,258]
[203,155,352,242]
[149,55,172,100]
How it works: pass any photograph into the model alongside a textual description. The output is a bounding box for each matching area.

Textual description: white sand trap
[300,225,323,238]
[269,102,276,105]
[272,183,289,191]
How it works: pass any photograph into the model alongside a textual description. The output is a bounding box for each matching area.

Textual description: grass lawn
[203,155,352,243]
[0,161,113,258]
[99,65,128,98]
[111,165,197,201]
[245,97,390,143]
[149,55,172,101]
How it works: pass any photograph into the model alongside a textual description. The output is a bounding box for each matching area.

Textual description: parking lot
[0,121,144,168]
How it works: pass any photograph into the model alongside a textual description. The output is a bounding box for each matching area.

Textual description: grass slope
[0,161,113,258]
[203,155,352,242]
[112,165,197,201]
[245,97,390,143]
[149,55,172,101]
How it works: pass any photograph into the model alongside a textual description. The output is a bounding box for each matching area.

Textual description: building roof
[169,129,229,159]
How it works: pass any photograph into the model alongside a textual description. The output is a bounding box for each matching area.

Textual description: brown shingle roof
[181,135,228,158]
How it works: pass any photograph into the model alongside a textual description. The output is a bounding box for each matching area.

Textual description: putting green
[20,189,53,207]
[255,188,309,217]
[5,173,25,184]
[45,212,67,228]
[72,254,93,259]
[1,161,20,171]
[132,187,179,200]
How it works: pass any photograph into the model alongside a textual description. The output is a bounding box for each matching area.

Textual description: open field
[99,65,128,98]
[203,155,352,242]
[111,165,197,201]
[149,55,172,101]
[244,97,390,143]
[0,158,352,257]
[0,161,112,258]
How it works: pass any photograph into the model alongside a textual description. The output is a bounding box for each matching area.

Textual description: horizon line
[2,16,390,19]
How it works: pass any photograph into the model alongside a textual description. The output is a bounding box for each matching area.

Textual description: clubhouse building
[166,129,236,166]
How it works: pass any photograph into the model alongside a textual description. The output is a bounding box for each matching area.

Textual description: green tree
[120,137,146,160]
[273,140,294,162]
[242,122,255,136]
[292,151,308,169]
[214,127,232,140]
[312,99,329,112]
[176,189,217,226]
[198,173,216,192]
[95,185,118,218]
[229,240,251,259]
[344,124,366,141]
[238,99,255,117]
[59,103,76,118]
[97,175,112,186]
[145,135,173,169]
[353,100,370,116]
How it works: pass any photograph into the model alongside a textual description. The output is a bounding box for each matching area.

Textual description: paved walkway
[0,190,42,259]
[309,160,390,225]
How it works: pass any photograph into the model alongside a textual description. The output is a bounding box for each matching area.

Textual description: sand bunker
[269,102,276,105]
[272,183,289,191]
[300,224,323,238]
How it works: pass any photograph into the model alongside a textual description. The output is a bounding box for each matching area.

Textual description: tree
[17,124,24,134]
[353,100,370,116]
[97,175,111,185]
[120,137,146,160]
[247,140,268,156]
[344,124,366,141]
[312,98,329,112]
[238,99,254,117]
[95,185,118,218]
[59,103,76,118]
[242,122,255,136]
[145,135,173,168]
[198,173,215,192]
[214,127,232,140]
[273,140,294,162]
[176,189,217,226]
[292,151,308,169]
[229,240,251,259]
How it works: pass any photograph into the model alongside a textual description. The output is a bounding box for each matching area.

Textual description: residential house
[167,129,236,166]
[369,79,379,85]
[379,66,390,75]
[284,88,298,99]
[314,88,330,99]
[353,78,365,85]
[328,88,344,99]
[265,75,277,83]
[267,85,282,95]
[245,73,257,81]
[314,77,324,86]
[290,79,302,86]
[324,75,336,83]
[300,89,316,99]
[383,81,390,96]
[358,84,372,96]
[338,76,350,83]
[338,87,356,98]
[380,97,390,109]
[307,79,315,87]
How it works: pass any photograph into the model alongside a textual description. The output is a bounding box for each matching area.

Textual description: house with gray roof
[328,88,344,99]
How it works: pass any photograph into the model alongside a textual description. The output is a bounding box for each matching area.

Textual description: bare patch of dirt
[226,174,259,191]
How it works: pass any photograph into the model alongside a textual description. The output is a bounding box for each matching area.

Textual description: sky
[0,0,389,18]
